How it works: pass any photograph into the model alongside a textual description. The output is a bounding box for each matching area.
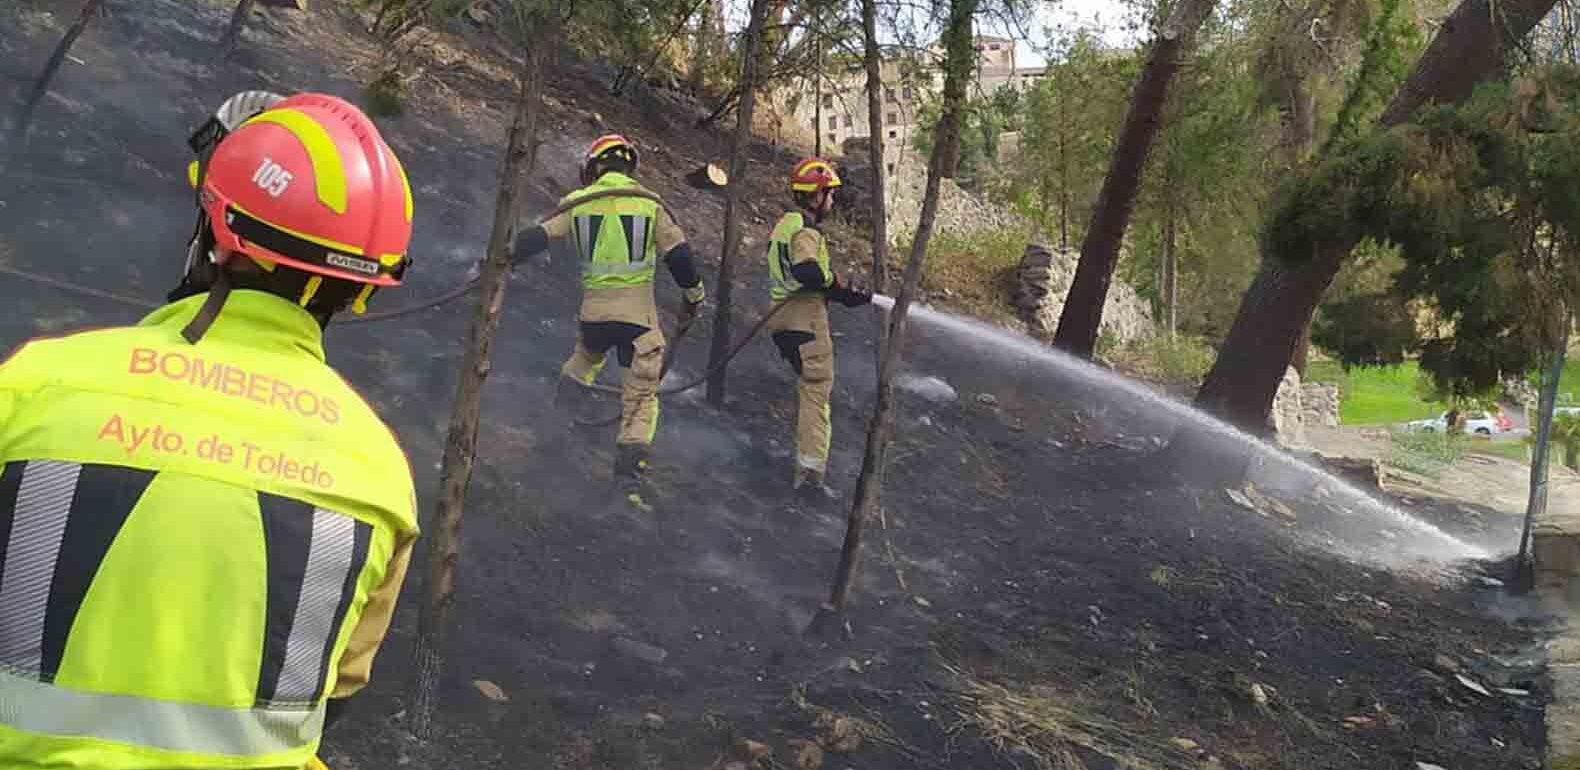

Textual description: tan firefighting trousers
[561,285,666,446]
[767,295,834,473]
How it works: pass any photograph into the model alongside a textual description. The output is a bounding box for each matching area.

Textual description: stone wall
[1272,366,1307,446]
[1301,382,1341,428]
[1271,367,1343,445]
[884,150,1028,245]
[1014,244,1153,346]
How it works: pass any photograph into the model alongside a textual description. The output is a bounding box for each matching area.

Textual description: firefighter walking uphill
[511,134,705,486]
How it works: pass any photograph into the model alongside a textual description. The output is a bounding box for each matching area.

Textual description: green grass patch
[1530,357,1580,406]
[1384,428,1464,479]
[1466,438,1530,464]
[1304,361,1447,426]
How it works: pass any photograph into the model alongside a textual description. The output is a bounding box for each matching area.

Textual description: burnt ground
[0,3,1560,769]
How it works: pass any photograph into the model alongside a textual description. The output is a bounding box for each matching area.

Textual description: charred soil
[0,3,1554,769]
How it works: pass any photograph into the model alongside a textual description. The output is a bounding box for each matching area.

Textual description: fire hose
[570,299,792,427]
[0,185,793,414]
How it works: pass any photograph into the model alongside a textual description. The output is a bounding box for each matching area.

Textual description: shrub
[892,228,1027,324]
[363,68,405,118]
[1385,428,1463,478]
[1115,335,1216,388]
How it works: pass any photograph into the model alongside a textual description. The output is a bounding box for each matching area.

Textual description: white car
[1406,410,1500,435]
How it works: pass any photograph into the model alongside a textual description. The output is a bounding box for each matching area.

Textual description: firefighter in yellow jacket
[0,91,419,769]
[513,134,704,482]
[765,158,872,493]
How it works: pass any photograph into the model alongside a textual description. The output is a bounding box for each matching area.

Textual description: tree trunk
[1051,0,1215,358]
[1162,197,1177,339]
[9,0,105,154]
[1057,69,1071,250]
[860,0,889,373]
[1192,0,1560,433]
[1291,321,1313,376]
[1518,324,1569,589]
[704,0,772,405]
[813,20,823,158]
[220,0,258,57]
[685,163,728,189]
[809,0,977,638]
[688,0,712,93]
[408,20,551,738]
[1284,80,1316,376]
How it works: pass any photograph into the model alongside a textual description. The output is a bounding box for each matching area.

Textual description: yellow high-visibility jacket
[0,290,418,769]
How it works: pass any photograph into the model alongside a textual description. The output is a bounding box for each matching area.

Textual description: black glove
[828,275,873,308]
[511,225,549,267]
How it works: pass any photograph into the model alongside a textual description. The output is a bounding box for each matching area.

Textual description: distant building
[768,36,1051,167]
[767,51,925,175]
[971,35,1045,94]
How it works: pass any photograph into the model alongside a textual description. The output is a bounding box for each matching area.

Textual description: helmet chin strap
[180,254,232,344]
[173,91,286,331]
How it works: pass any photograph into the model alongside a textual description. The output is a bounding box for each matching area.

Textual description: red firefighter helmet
[197,92,413,287]
[790,157,842,194]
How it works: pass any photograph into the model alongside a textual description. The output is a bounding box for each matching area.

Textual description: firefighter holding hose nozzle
[763,158,872,497]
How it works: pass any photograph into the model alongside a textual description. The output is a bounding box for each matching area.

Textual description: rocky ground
[0,3,1560,769]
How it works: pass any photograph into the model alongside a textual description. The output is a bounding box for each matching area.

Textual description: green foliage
[1269,69,1580,397]
[1553,411,1580,469]
[912,88,1023,188]
[363,69,406,118]
[1385,427,1464,478]
[359,0,472,42]
[1526,356,1580,404]
[1128,335,1218,387]
[1123,19,1272,340]
[1325,0,1421,149]
[1006,32,1137,247]
[893,227,1025,322]
[1310,290,1415,367]
[1096,328,1123,359]
[567,0,703,85]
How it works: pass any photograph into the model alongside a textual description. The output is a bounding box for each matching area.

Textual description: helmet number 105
[252,157,293,198]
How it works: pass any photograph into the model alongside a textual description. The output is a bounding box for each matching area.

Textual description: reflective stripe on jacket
[0,290,418,769]
[564,172,661,289]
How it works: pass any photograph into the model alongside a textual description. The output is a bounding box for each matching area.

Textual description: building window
[886,163,894,173]
[827,133,837,144]
[809,117,817,128]
[903,86,913,100]
[989,43,1001,51]
[885,87,896,102]
[823,94,834,108]
[886,112,897,125]
[887,130,897,139]
[828,116,838,129]
[843,115,853,127]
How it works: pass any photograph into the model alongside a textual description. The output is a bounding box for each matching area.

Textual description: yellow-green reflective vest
[0,290,417,770]
[564,172,661,289]
[766,211,831,301]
